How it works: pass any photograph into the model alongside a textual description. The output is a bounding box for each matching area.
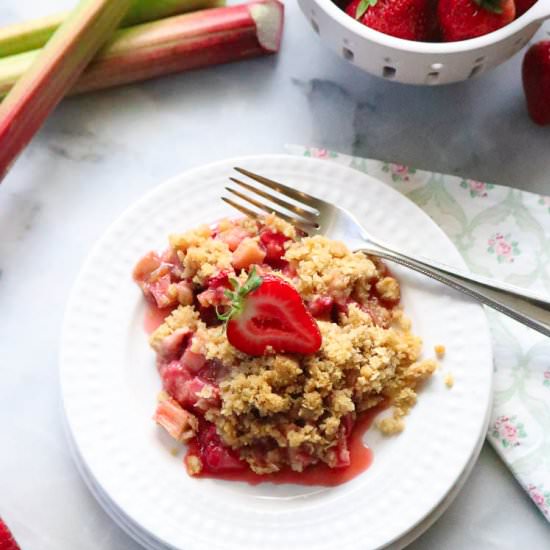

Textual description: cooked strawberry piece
[307,296,335,320]
[259,229,290,269]
[225,274,322,356]
[154,393,198,442]
[196,423,246,472]
[206,270,231,290]
[232,238,267,270]
[0,518,20,550]
[197,359,228,384]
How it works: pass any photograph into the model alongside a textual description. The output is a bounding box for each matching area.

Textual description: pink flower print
[304,148,338,160]
[460,179,495,198]
[382,163,417,183]
[527,485,550,518]
[544,370,550,388]
[491,415,526,448]
[487,233,521,264]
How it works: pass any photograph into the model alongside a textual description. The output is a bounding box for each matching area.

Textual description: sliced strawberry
[0,519,21,550]
[220,270,322,356]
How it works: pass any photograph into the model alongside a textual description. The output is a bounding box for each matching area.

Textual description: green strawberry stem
[217,267,263,322]
[473,0,504,14]
[0,0,133,183]
[0,0,225,58]
[355,0,378,20]
[0,1,284,99]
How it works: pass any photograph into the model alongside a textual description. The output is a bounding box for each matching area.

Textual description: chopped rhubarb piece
[133,251,162,283]
[181,346,206,373]
[149,274,178,308]
[174,281,194,306]
[160,360,192,403]
[154,327,192,360]
[259,229,289,268]
[232,238,267,270]
[217,226,251,251]
[154,393,198,443]
[181,377,220,411]
[333,429,351,469]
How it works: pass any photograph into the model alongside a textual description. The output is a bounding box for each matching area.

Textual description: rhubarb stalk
[0,1,284,99]
[0,0,133,182]
[0,0,225,58]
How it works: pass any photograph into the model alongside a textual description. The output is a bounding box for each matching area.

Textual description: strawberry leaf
[473,0,504,14]
[355,0,378,20]
[216,267,262,323]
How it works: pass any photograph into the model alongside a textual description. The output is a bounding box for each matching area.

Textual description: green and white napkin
[288,145,550,522]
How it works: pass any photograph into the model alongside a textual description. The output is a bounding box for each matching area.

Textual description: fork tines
[223,167,320,234]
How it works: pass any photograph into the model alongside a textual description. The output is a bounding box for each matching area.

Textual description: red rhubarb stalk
[0,0,225,58]
[0,0,133,183]
[0,0,284,99]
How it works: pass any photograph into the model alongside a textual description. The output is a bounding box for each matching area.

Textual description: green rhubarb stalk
[0,0,284,99]
[0,0,225,58]
[0,0,133,182]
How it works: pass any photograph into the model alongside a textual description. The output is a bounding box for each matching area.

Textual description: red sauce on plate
[189,407,382,487]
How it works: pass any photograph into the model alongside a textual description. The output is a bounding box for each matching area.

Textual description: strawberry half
[218,268,322,356]
[0,519,21,550]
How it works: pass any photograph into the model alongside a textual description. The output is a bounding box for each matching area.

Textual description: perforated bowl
[298,0,550,85]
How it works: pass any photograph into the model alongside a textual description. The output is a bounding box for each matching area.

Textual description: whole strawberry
[0,519,21,550]
[438,0,515,42]
[522,41,550,126]
[515,0,537,17]
[345,0,438,42]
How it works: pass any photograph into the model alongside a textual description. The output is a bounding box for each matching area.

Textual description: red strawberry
[515,0,537,17]
[438,0,515,42]
[218,268,322,356]
[522,41,550,126]
[0,519,21,550]
[345,0,438,42]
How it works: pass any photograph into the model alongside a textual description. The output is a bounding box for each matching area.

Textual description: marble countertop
[1,1,549,548]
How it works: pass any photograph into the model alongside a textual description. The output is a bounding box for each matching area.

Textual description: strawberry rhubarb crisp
[133,214,436,478]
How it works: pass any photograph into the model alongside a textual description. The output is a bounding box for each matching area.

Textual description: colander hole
[426,72,440,84]
[468,64,484,79]
[342,47,354,61]
[382,66,396,79]
[514,36,524,45]
[475,56,486,63]
[310,18,320,34]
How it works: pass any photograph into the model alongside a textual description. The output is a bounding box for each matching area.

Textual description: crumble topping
[136,215,437,476]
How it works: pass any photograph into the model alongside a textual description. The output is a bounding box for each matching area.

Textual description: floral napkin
[287,145,550,522]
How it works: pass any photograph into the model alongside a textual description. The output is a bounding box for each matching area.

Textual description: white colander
[298,0,550,85]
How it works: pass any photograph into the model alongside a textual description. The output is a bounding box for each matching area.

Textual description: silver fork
[223,167,550,339]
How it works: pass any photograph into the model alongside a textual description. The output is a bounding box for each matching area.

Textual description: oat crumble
[135,215,436,477]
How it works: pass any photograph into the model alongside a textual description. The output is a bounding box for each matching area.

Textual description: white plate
[61,155,493,550]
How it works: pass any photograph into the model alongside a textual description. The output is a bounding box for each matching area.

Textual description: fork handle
[358,246,550,338]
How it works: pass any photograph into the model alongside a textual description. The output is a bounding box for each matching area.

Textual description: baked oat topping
[134,215,436,478]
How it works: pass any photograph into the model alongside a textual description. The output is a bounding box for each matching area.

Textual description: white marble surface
[0,1,549,548]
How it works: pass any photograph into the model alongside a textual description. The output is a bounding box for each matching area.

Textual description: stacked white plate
[61,155,494,550]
